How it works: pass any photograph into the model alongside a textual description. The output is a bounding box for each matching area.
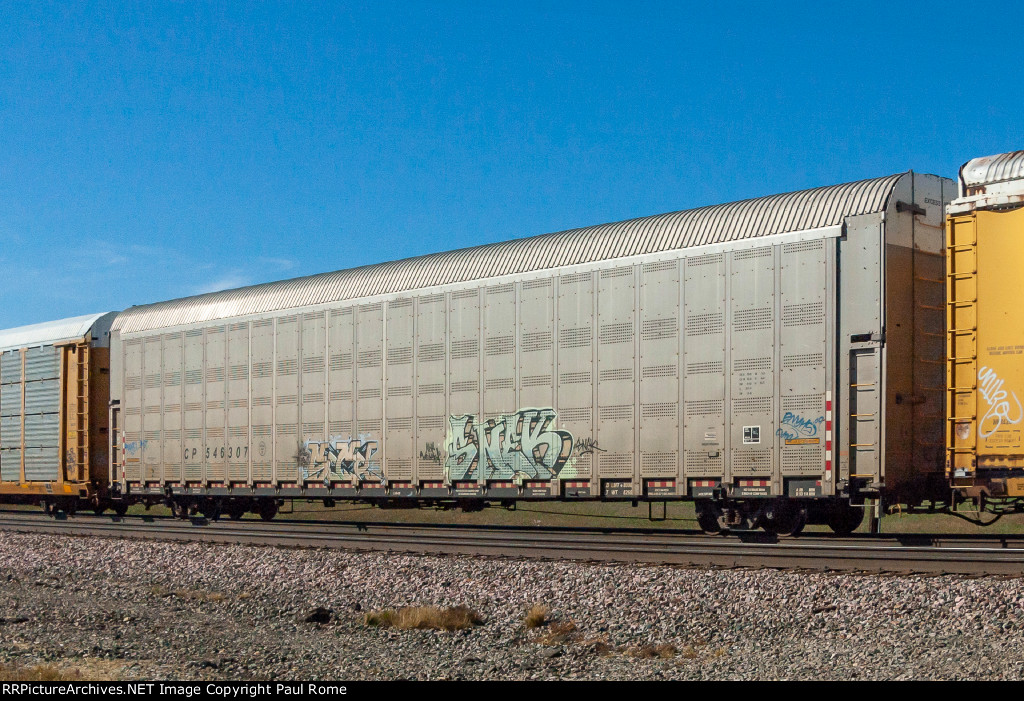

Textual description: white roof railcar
[109,171,953,511]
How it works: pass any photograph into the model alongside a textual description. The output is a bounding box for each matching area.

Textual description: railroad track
[2,511,1024,576]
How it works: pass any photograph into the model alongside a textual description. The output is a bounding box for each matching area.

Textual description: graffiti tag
[123,440,149,455]
[573,437,605,455]
[445,408,573,482]
[301,436,384,484]
[775,412,824,442]
[418,442,443,465]
[978,366,1023,438]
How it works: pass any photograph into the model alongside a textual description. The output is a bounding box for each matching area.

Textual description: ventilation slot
[734,247,772,260]
[389,417,413,431]
[330,353,353,371]
[521,375,551,388]
[206,367,225,383]
[733,357,771,372]
[782,353,823,369]
[451,340,479,359]
[302,356,325,374]
[643,260,677,273]
[685,451,723,475]
[485,336,514,356]
[560,272,591,285]
[560,372,591,385]
[686,313,724,336]
[641,318,678,341]
[418,383,443,395]
[357,387,382,399]
[485,377,514,390]
[451,380,479,393]
[329,390,352,402]
[328,420,353,435]
[357,350,382,368]
[559,407,591,423]
[600,323,633,345]
[523,278,552,290]
[276,359,298,376]
[387,347,413,365]
[782,446,822,473]
[386,385,411,397]
[783,302,823,326]
[733,450,771,474]
[642,365,677,379]
[686,400,724,417]
[642,452,678,475]
[599,368,632,382]
[641,403,677,419]
[599,405,633,421]
[733,308,772,332]
[522,332,552,353]
[599,452,633,477]
[416,343,444,363]
[560,327,592,349]
[733,397,772,413]
[600,267,633,279]
[418,416,445,431]
[686,361,723,375]
[783,240,823,254]
[782,394,822,411]
[687,253,724,267]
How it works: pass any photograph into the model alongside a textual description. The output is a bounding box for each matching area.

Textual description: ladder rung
[947,271,978,278]
[850,383,876,388]
[949,328,977,334]
[949,243,977,251]
[948,416,977,421]
[948,357,978,362]
[948,301,978,307]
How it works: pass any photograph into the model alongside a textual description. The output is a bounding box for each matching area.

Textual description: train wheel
[170,499,190,520]
[257,499,278,521]
[695,500,722,534]
[827,505,864,536]
[113,502,129,517]
[225,502,247,521]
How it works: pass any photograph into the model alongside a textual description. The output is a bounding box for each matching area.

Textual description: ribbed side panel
[0,449,20,481]
[24,379,59,413]
[0,351,20,385]
[24,414,59,448]
[24,447,58,481]
[0,416,21,445]
[0,384,20,415]
[23,346,59,382]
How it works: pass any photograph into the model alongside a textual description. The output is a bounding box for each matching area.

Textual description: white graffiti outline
[978,365,1024,438]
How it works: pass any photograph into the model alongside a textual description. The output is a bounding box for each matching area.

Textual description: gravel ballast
[0,531,1022,680]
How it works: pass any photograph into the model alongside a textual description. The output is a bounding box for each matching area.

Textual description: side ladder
[946,216,978,479]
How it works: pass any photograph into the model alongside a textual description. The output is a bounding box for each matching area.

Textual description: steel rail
[2,512,1024,575]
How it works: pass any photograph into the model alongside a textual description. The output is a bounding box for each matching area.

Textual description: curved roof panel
[0,313,115,353]
[961,151,1024,191]
[113,173,905,334]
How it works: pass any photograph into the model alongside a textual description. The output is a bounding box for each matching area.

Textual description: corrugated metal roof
[113,173,905,334]
[0,313,113,353]
[961,151,1024,190]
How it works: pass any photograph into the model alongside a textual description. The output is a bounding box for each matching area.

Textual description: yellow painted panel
[975,207,1024,455]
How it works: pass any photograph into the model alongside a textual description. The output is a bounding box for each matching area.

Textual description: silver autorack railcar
[108,171,954,532]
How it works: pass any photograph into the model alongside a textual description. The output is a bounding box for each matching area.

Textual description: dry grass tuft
[533,620,579,645]
[0,665,82,681]
[630,643,678,659]
[680,645,699,659]
[524,604,549,629]
[364,605,483,631]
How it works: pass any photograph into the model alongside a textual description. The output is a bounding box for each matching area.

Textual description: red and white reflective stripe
[738,479,770,487]
[564,481,589,488]
[421,482,444,488]
[489,482,514,488]
[825,391,833,481]
[525,482,549,489]
[692,480,718,488]
[647,480,676,488]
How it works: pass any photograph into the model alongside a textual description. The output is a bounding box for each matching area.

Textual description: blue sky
[0,1,1020,327]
